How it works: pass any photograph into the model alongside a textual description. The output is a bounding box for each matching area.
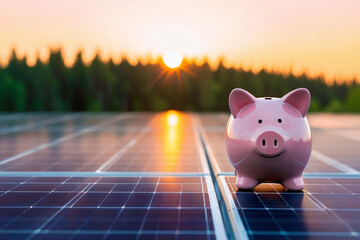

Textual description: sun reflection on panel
[162,110,182,172]
[167,110,179,127]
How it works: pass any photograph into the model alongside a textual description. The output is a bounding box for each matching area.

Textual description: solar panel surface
[0,112,359,240]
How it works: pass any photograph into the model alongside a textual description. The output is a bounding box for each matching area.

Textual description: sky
[1,0,360,82]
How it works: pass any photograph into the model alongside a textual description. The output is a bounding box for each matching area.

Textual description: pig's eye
[278,119,282,123]
[258,119,262,124]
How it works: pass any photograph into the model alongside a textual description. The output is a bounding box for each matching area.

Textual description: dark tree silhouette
[0,49,359,112]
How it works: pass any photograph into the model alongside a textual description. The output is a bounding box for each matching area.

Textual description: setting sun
[163,52,183,69]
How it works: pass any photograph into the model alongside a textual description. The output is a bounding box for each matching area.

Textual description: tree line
[0,49,359,112]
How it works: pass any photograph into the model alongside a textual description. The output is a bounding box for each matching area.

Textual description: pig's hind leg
[236,174,259,189]
[282,176,304,191]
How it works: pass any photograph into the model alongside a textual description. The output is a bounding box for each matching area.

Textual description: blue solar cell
[112,183,136,192]
[28,177,68,183]
[73,193,109,207]
[111,208,147,230]
[81,209,121,230]
[0,177,30,182]
[151,193,180,207]
[13,183,59,191]
[5,208,58,230]
[134,183,157,192]
[235,192,264,208]
[0,183,18,191]
[0,192,48,206]
[48,208,96,230]
[312,193,360,209]
[88,183,115,192]
[126,193,153,207]
[280,193,318,208]
[67,177,100,183]
[178,209,209,231]
[36,192,78,206]
[97,177,139,184]
[181,193,208,207]
[0,208,27,227]
[139,177,159,183]
[54,183,88,192]
[0,233,31,240]
[143,209,178,230]
[100,193,129,207]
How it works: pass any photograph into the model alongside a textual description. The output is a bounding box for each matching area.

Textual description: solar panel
[220,176,360,240]
[0,176,217,239]
[0,112,359,239]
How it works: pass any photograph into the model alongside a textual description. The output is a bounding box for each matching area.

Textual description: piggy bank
[225,88,312,191]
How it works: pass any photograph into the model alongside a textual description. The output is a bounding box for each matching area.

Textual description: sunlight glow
[163,52,183,69]
[167,110,179,127]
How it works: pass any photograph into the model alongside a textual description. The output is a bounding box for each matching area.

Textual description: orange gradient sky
[1,0,360,82]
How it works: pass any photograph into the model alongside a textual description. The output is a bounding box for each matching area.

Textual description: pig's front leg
[282,176,304,191]
[236,174,259,189]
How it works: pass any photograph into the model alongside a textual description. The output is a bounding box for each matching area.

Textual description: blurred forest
[1,49,360,112]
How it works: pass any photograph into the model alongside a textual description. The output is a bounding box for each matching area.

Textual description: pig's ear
[229,88,256,118]
[282,88,311,117]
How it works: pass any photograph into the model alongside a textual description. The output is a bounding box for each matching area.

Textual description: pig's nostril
[274,139,278,147]
[262,139,266,147]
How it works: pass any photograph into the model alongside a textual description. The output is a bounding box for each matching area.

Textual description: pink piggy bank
[225,88,312,191]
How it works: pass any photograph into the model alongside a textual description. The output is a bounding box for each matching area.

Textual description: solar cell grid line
[1,176,72,231]
[0,175,35,198]
[63,180,121,238]
[305,179,359,236]
[0,114,131,167]
[0,113,74,134]
[133,176,161,240]
[24,177,104,240]
[99,177,142,240]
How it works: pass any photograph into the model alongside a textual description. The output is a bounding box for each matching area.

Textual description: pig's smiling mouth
[258,152,282,158]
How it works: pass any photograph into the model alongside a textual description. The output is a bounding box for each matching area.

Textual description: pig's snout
[256,131,285,157]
